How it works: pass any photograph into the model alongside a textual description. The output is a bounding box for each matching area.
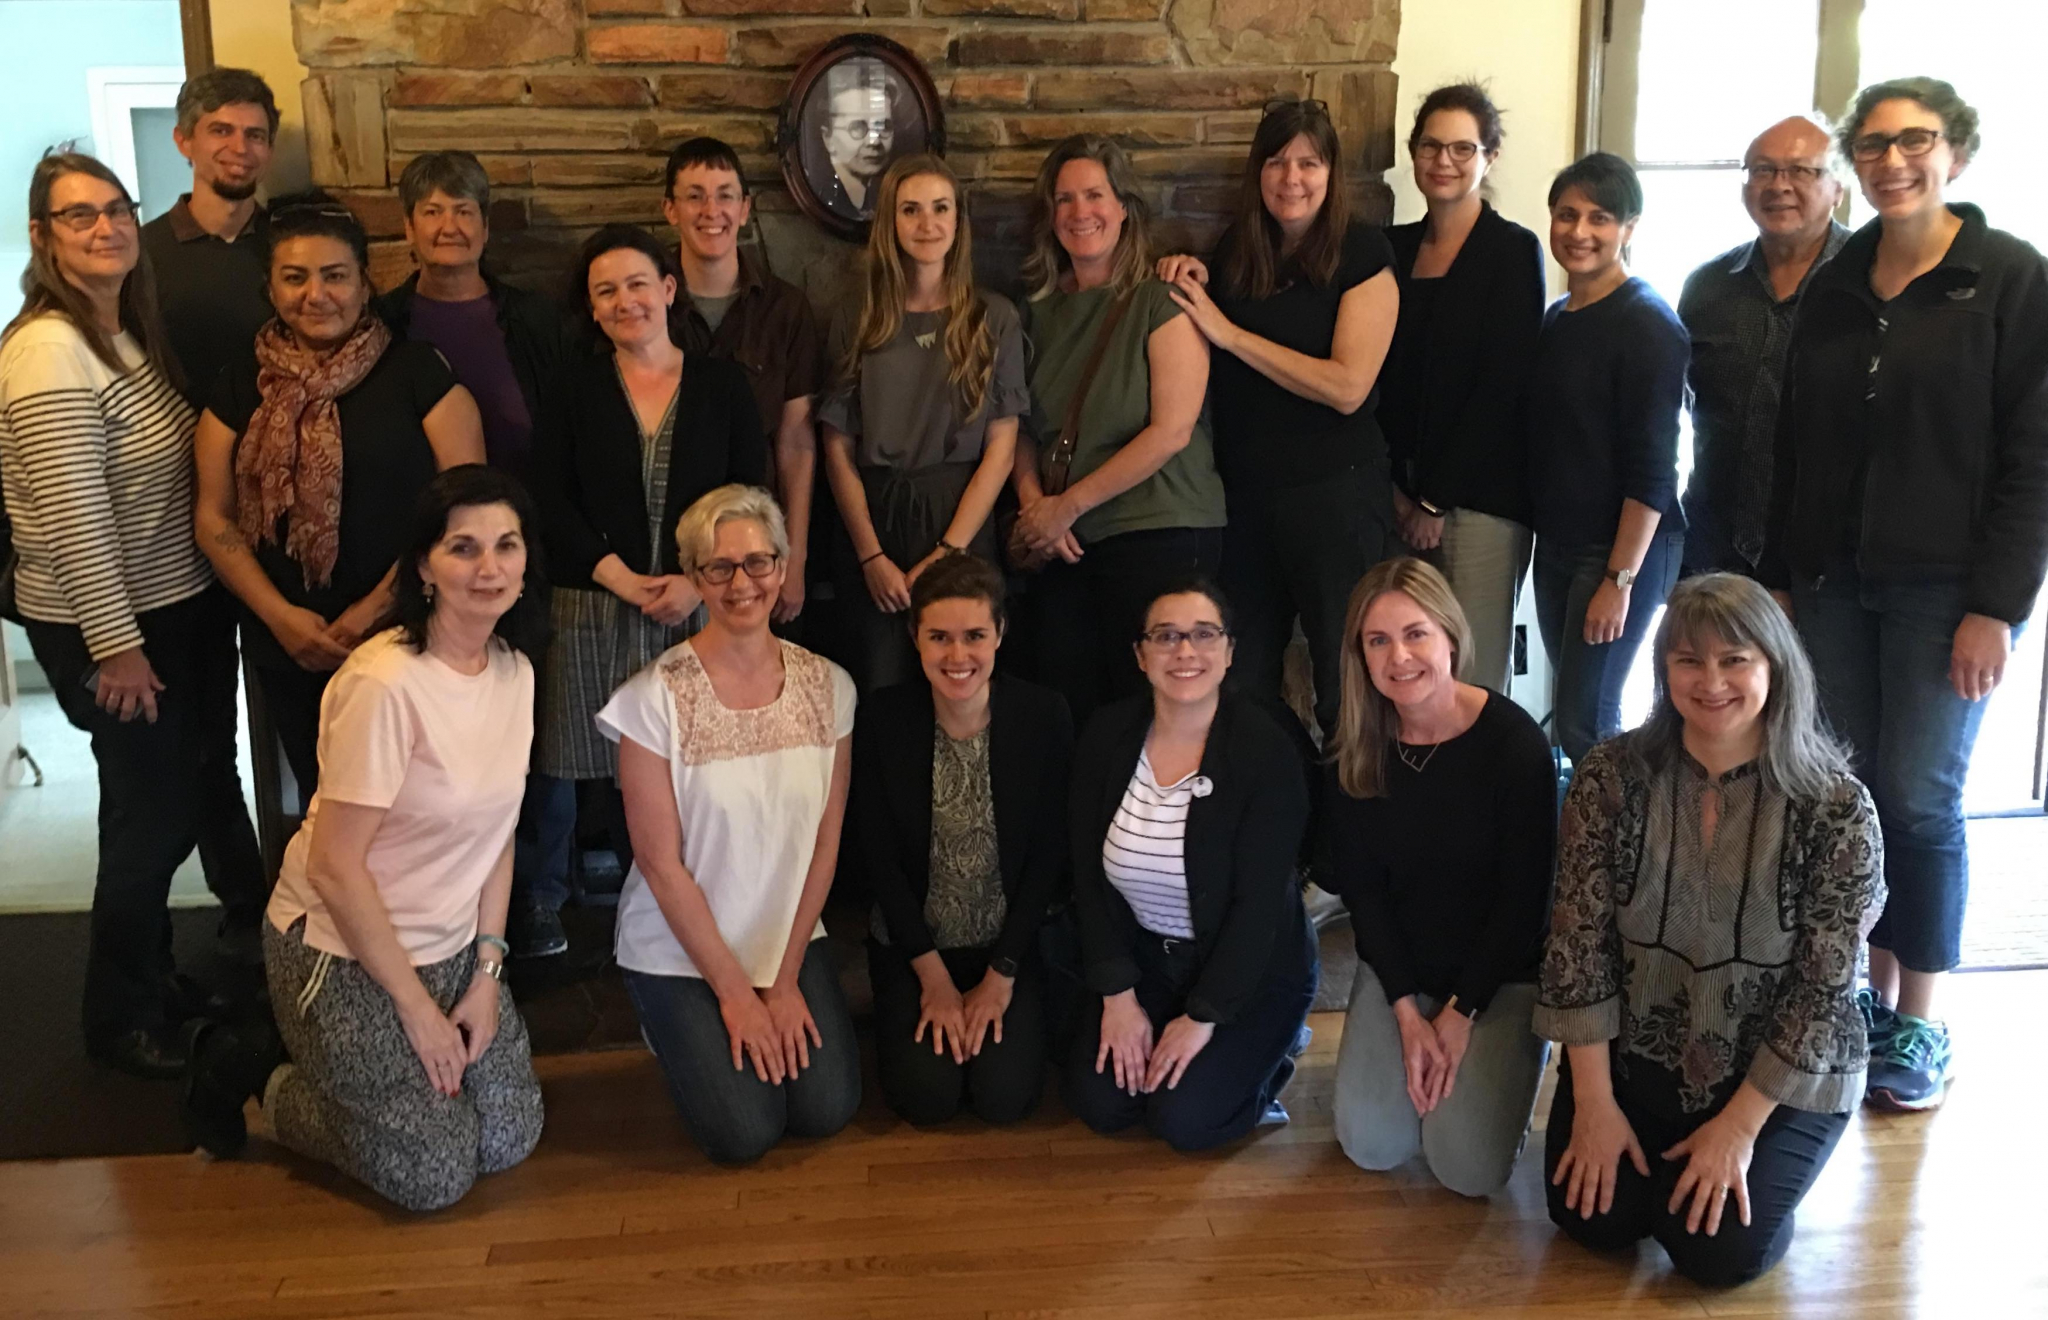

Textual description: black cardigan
[535,348,768,590]
[854,678,1076,970]
[1070,691,1311,1025]
[1380,203,1547,525]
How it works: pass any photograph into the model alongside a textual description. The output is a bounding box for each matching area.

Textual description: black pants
[1544,1057,1850,1288]
[1022,525,1223,731]
[250,663,332,808]
[1064,915,1317,1152]
[869,942,1048,1127]
[22,587,267,1044]
[1222,467,1392,748]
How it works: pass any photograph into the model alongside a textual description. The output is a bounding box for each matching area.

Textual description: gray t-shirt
[690,290,739,335]
[818,292,1029,470]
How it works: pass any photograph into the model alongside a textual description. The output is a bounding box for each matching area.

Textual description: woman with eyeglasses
[531,224,765,846]
[1528,153,1689,768]
[194,191,486,802]
[1760,78,2048,1113]
[1,153,266,1077]
[600,485,861,1164]
[1378,83,1547,693]
[820,154,1027,694]
[1064,577,1317,1151]
[1154,98,1398,749]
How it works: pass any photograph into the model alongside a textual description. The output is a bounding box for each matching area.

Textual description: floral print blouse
[1532,739,1885,1115]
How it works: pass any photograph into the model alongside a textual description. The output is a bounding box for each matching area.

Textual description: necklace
[1397,740,1441,774]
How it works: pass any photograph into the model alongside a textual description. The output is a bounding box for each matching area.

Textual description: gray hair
[399,151,491,216]
[174,67,279,137]
[1630,573,1851,802]
[674,484,789,573]
[1839,77,1982,162]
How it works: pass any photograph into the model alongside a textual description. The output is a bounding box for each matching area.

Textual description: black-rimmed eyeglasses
[47,200,138,232]
[1140,624,1230,650]
[1412,138,1483,163]
[696,552,780,584]
[1849,127,1948,163]
[1745,164,1831,185]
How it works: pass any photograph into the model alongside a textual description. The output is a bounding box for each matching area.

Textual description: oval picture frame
[777,33,947,243]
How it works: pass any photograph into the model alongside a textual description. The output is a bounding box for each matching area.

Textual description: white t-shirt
[269,629,534,965]
[597,638,855,983]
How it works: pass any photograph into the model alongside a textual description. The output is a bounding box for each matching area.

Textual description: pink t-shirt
[269,629,534,965]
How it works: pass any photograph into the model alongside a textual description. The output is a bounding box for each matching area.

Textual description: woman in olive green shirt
[1010,134,1226,727]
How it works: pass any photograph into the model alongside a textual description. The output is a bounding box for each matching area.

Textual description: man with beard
[140,68,278,408]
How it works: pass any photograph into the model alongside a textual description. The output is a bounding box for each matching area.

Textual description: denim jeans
[622,939,861,1165]
[1533,529,1683,766]
[1791,559,2006,972]
[513,773,576,914]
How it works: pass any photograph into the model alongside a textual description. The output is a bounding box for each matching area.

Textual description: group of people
[1,60,2042,1290]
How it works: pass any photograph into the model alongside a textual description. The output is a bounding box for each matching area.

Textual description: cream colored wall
[1390,0,1582,295]
[210,0,310,191]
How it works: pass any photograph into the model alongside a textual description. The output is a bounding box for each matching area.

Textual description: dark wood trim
[775,33,946,244]
[179,0,213,78]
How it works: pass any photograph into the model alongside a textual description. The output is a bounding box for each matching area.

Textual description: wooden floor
[4,971,2041,1319]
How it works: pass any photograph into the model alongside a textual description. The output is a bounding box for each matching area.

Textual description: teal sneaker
[1856,986,1899,1053]
[1865,1014,1953,1112]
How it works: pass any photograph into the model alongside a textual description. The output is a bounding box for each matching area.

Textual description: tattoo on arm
[212,526,250,553]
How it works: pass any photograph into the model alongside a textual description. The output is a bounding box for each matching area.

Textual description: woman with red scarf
[195,191,484,799]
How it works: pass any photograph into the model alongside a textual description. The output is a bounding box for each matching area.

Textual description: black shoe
[166,972,235,1024]
[509,901,569,958]
[217,913,266,969]
[89,1025,189,1079]
[183,1018,286,1158]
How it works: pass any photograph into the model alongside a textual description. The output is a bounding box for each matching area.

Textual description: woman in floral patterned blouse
[1534,573,1883,1287]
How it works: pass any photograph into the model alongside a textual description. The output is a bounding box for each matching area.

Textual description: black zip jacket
[1760,205,2048,623]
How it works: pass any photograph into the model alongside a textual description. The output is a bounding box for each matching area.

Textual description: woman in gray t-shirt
[819,153,1028,692]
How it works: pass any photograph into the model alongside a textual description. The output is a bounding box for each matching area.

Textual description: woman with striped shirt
[1065,577,1318,1151]
[0,154,265,1078]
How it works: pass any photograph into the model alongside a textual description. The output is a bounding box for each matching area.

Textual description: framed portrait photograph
[778,34,946,241]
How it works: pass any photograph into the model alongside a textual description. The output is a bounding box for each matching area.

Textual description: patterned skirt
[536,584,701,780]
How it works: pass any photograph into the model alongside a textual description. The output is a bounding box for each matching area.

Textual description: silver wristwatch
[1606,566,1637,589]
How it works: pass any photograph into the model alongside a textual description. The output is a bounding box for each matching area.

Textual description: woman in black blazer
[855,554,1074,1126]
[1379,84,1548,693]
[1064,577,1316,1152]
[533,224,766,794]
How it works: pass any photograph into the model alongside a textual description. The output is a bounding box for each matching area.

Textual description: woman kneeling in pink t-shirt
[185,465,549,1212]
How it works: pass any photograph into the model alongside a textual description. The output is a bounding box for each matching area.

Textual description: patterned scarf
[234,313,391,588]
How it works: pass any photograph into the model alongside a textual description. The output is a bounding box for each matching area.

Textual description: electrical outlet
[1513,624,1529,676]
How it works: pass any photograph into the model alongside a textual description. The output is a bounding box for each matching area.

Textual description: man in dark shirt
[140,68,278,409]
[374,150,574,958]
[1678,116,1847,576]
[661,137,823,627]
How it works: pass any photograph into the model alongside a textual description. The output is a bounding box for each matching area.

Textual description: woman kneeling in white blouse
[602,484,861,1164]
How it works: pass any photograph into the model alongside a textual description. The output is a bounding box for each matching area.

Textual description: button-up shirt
[675,251,824,462]
[1677,223,1849,571]
[138,195,272,409]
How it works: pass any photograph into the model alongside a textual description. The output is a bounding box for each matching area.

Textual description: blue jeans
[1533,530,1683,765]
[622,939,862,1164]
[1792,560,2006,972]
[513,773,576,913]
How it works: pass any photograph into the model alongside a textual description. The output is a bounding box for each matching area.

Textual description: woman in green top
[820,154,1028,694]
[1010,135,1227,727]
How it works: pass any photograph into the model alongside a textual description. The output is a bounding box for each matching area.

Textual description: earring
[424,582,435,601]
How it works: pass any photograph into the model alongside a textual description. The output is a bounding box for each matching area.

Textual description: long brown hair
[1329,558,1474,800]
[5,153,180,390]
[1218,100,1350,302]
[842,154,996,420]
[1022,134,1154,301]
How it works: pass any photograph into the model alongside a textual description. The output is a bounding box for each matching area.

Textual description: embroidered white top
[597,638,856,982]
[1101,749,1198,939]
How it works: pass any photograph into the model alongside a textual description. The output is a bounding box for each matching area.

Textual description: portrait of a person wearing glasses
[805,57,912,222]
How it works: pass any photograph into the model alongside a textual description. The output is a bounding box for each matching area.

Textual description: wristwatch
[989,954,1020,979]
[1606,566,1637,590]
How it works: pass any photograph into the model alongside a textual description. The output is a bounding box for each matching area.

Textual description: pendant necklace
[1397,740,1441,774]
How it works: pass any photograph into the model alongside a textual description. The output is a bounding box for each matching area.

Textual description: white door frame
[86,65,186,201]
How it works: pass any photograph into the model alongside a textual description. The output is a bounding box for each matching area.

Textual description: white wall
[1390,0,1584,717]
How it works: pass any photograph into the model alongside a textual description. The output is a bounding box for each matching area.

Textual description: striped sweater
[0,315,212,659]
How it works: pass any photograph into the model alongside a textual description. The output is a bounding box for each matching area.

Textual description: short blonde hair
[674,484,789,574]
[1329,557,1475,800]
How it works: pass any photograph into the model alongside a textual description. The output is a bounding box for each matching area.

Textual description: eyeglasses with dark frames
[1849,127,1948,163]
[1263,97,1330,119]
[696,552,781,584]
[1412,138,1483,163]
[1139,624,1231,650]
[47,199,138,232]
[1745,163,1831,185]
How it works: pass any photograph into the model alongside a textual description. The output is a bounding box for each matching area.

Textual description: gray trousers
[1332,966,1548,1197]
[1427,508,1533,696]
[263,919,545,1211]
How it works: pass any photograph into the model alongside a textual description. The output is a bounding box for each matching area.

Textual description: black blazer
[855,678,1075,970]
[1381,202,1547,525]
[1070,691,1311,1025]
[536,348,767,590]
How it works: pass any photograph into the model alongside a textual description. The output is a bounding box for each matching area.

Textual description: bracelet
[937,539,964,557]
[477,933,510,959]
[859,549,887,566]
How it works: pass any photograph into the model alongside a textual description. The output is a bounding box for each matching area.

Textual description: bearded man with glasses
[1676,115,1847,579]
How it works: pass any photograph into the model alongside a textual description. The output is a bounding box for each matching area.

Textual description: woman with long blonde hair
[1324,558,1555,1197]
[819,153,1027,692]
